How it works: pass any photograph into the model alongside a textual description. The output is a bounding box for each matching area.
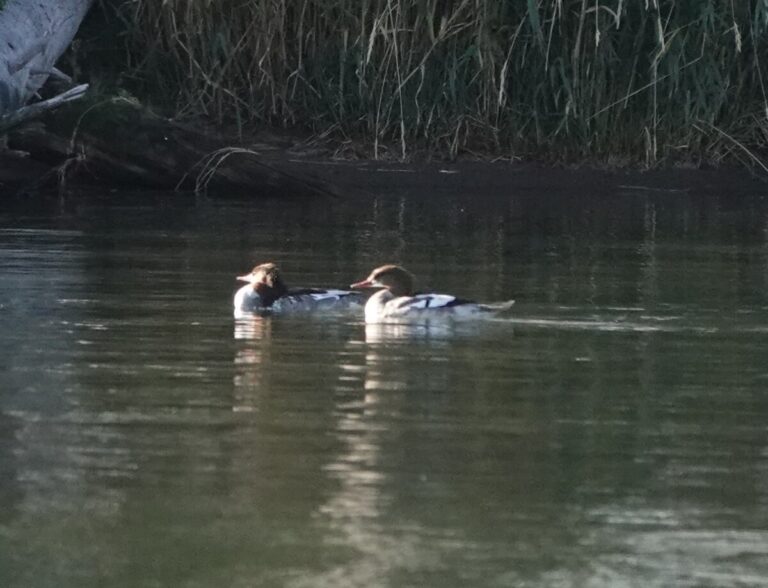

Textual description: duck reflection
[230,315,370,557]
[361,322,453,396]
[313,321,472,581]
[232,315,276,414]
[362,321,455,345]
[233,314,273,342]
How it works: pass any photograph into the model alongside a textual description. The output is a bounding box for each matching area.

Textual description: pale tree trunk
[0,0,93,130]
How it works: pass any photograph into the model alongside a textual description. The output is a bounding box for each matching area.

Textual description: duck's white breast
[233,285,262,316]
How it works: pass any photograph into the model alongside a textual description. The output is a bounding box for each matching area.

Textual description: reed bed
[118,0,768,164]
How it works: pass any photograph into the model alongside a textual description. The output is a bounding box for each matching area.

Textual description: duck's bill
[236,274,252,282]
[350,279,375,289]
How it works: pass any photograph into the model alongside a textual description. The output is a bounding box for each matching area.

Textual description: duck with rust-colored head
[351,264,514,324]
[235,262,365,317]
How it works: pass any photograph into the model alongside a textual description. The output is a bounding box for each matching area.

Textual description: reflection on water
[1,189,768,587]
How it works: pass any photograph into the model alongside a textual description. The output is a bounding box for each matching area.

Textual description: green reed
[118,0,768,164]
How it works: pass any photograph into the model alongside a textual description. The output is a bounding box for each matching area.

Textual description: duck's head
[351,264,415,297]
[237,262,288,302]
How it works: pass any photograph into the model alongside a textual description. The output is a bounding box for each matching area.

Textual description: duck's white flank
[234,262,364,317]
[351,264,514,324]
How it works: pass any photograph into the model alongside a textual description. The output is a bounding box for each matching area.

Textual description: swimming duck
[350,264,514,323]
[234,262,365,317]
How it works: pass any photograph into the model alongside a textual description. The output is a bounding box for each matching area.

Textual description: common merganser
[350,264,514,323]
[234,262,365,317]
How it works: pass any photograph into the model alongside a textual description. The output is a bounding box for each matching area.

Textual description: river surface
[1,178,768,587]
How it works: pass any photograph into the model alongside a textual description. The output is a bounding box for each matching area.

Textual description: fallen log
[7,97,342,198]
[0,84,88,134]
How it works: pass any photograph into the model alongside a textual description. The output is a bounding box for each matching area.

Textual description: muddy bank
[1,114,766,201]
[249,154,768,202]
[2,147,766,203]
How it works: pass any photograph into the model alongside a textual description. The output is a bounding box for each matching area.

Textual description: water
[1,183,768,587]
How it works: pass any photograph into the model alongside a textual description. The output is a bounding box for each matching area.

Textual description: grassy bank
[111,0,768,165]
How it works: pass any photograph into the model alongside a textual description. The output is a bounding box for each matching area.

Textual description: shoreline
[2,129,766,201]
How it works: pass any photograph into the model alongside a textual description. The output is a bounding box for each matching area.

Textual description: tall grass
[117,0,768,164]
